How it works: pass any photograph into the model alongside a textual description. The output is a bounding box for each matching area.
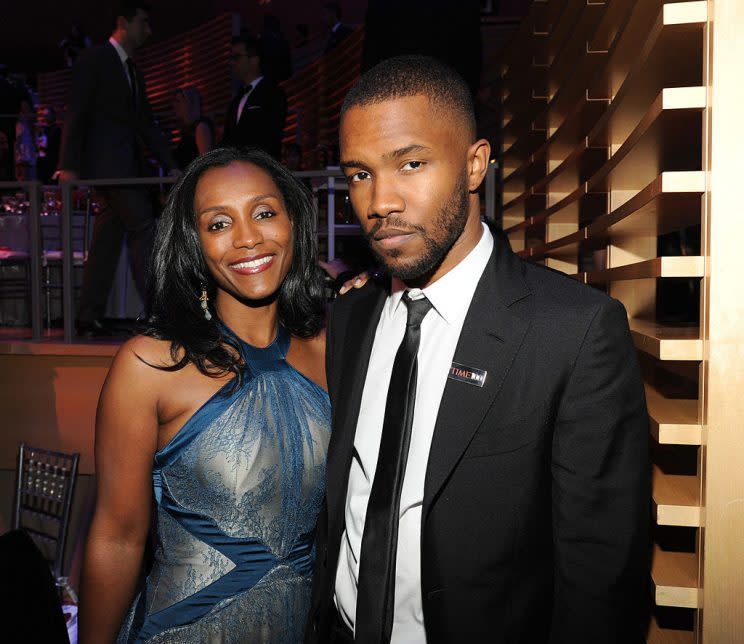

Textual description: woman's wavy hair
[139,146,325,379]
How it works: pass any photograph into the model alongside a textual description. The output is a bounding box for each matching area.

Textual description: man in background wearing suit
[221,34,287,160]
[58,1,179,337]
[307,56,650,644]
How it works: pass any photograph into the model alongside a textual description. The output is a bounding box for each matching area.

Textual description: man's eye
[349,171,370,183]
[402,161,424,171]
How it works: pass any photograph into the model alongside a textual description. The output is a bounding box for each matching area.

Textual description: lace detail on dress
[147,567,311,644]
[148,509,235,614]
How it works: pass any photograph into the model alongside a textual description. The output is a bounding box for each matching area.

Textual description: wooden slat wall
[36,15,364,169]
[494,1,744,642]
[279,28,363,167]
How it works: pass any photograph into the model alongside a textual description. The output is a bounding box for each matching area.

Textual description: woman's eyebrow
[196,193,280,217]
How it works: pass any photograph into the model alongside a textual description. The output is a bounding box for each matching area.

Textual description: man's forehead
[340,95,459,150]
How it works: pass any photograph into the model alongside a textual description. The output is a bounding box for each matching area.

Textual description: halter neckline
[220,322,291,361]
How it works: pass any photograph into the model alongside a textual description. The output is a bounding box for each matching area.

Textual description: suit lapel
[326,284,387,540]
[104,43,136,117]
[423,238,532,522]
[236,80,264,126]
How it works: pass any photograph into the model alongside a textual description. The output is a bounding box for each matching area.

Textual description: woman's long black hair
[139,146,325,379]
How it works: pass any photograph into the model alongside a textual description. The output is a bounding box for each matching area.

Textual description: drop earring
[199,286,212,321]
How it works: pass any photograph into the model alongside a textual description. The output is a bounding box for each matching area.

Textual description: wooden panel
[587,87,705,196]
[645,384,703,446]
[701,0,744,641]
[628,319,702,361]
[579,256,705,283]
[647,615,695,644]
[652,545,701,609]
[653,465,703,528]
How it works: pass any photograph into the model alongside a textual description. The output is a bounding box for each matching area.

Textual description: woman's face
[195,161,294,305]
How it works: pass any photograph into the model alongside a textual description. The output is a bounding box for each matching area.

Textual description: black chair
[12,442,80,603]
[40,188,93,329]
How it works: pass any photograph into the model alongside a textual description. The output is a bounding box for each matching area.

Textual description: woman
[80,147,330,643]
[172,86,213,168]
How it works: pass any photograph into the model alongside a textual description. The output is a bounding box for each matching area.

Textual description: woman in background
[172,86,213,168]
[80,147,329,643]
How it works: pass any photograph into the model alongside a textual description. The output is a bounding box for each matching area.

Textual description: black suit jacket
[307,231,650,643]
[221,78,287,159]
[60,42,177,179]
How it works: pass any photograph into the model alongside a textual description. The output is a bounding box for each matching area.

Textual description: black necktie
[125,58,137,108]
[236,82,255,123]
[355,292,433,644]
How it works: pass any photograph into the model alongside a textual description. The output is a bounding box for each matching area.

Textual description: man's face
[230,43,258,81]
[125,9,152,49]
[340,95,479,284]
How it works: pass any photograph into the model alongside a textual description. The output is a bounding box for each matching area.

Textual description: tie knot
[403,292,432,328]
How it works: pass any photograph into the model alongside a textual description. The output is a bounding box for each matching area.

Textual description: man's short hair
[341,55,477,140]
[231,34,263,61]
[111,1,150,32]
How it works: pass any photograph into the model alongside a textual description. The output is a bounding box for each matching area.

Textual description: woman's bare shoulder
[106,335,186,388]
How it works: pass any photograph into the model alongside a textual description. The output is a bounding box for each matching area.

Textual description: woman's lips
[229,254,275,275]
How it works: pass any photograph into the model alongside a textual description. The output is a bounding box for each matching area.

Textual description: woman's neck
[214,291,280,348]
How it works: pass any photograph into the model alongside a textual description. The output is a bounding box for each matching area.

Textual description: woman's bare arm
[78,337,163,643]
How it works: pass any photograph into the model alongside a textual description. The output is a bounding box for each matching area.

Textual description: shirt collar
[388,222,494,325]
[245,75,264,92]
[108,36,129,64]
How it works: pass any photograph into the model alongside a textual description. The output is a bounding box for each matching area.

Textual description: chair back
[12,443,80,580]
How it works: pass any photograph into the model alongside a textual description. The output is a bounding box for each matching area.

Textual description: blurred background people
[35,105,61,184]
[172,85,213,168]
[323,2,353,54]
[221,33,287,160]
[58,23,92,68]
[14,99,36,181]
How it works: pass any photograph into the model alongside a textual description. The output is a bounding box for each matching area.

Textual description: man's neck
[241,72,261,87]
[111,33,134,58]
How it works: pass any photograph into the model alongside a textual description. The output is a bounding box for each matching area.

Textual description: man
[323,3,354,54]
[221,34,287,160]
[58,1,179,337]
[307,56,650,644]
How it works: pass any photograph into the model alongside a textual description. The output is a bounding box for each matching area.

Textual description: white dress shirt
[108,36,133,88]
[335,223,494,642]
[236,76,263,123]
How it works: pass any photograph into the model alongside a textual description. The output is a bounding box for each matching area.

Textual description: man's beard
[365,171,470,283]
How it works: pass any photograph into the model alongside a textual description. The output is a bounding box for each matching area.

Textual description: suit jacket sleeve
[550,298,650,643]
[59,50,97,173]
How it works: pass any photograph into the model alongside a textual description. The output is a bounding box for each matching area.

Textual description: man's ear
[466,138,491,193]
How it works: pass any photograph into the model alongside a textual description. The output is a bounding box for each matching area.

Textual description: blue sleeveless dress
[118,325,331,643]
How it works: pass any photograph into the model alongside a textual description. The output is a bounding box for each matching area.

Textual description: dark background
[1,0,532,75]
